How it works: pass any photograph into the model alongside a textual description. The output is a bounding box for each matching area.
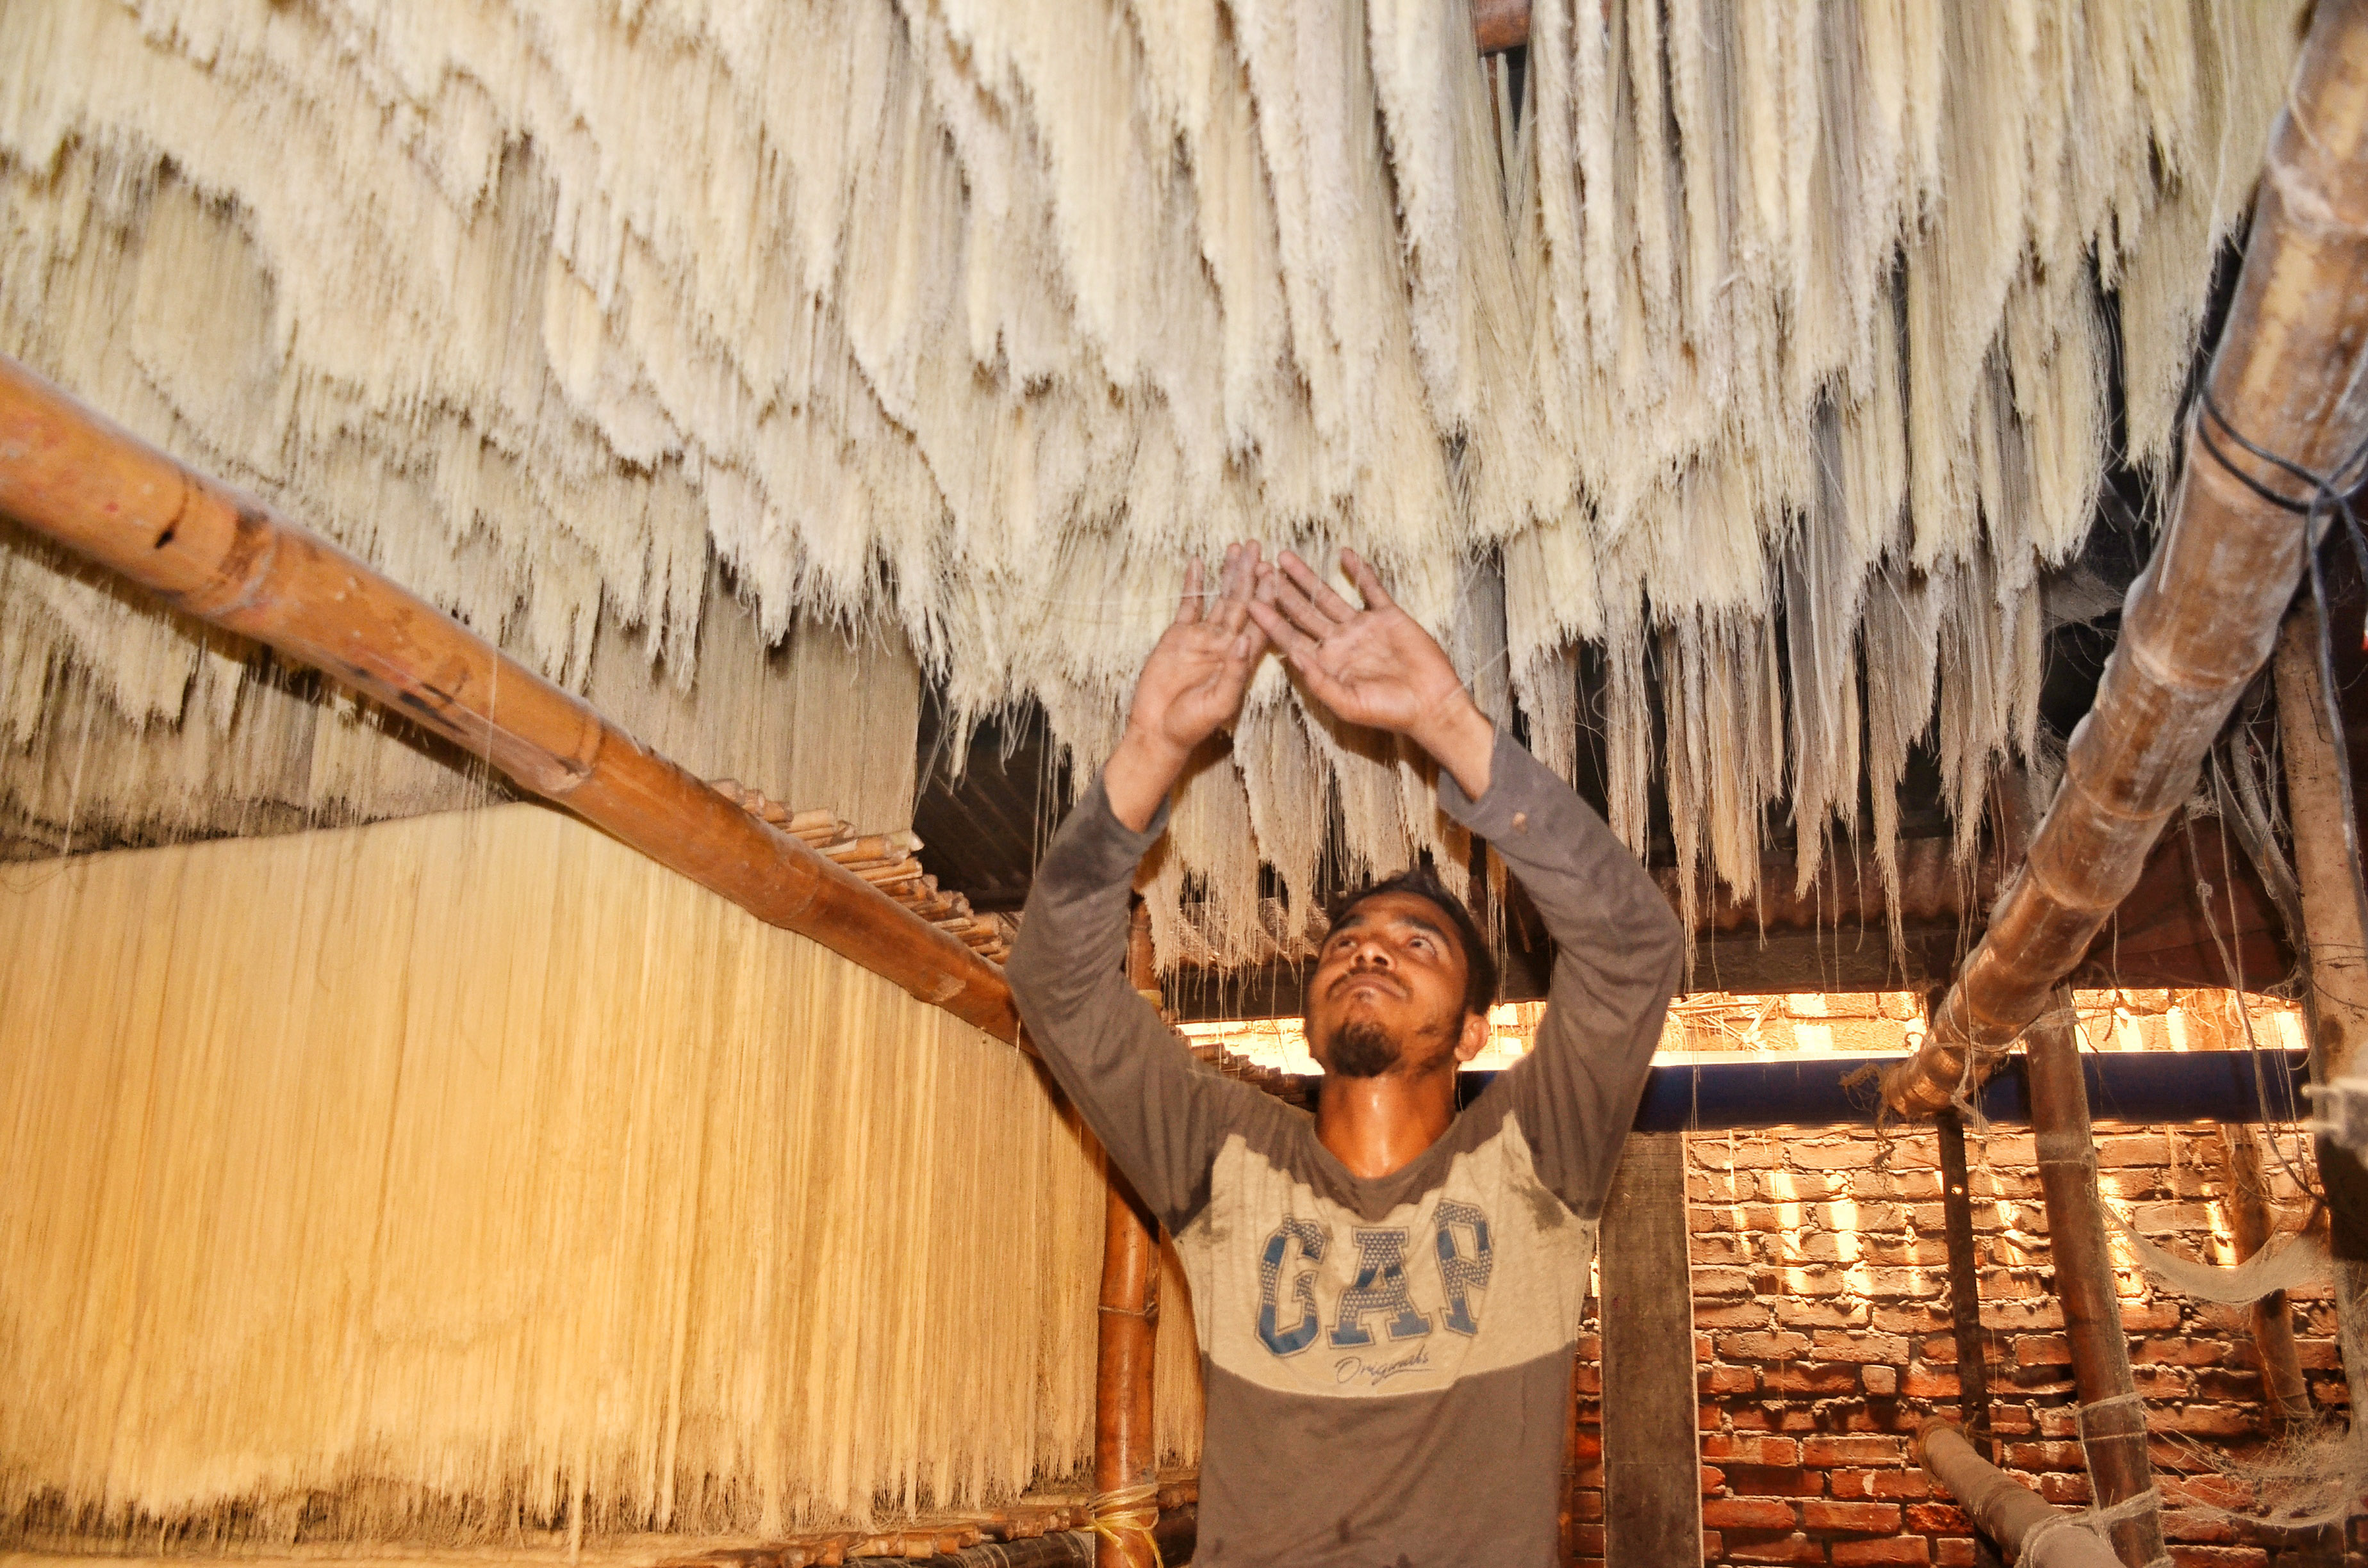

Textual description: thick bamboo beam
[1884,0,2368,1116]
[1917,1422,2121,1568]
[2027,1009,2165,1568]
[2272,612,2368,1417]
[0,355,1021,1044]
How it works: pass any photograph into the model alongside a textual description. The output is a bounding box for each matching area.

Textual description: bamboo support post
[2221,1124,2315,1433]
[1937,1111,1993,1457]
[2027,1008,2166,1568]
[1884,0,2368,1118]
[1918,1421,2122,1568]
[2273,612,2368,1417]
[0,355,1021,1044]
[1092,905,1163,1568]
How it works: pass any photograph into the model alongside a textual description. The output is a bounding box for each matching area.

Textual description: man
[1007,541,1684,1565]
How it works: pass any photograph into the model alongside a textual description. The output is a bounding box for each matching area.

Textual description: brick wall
[1564,989,2340,1568]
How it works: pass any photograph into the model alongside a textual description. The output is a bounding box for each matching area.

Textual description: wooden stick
[0,355,1022,1045]
[2027,1008,2166,1568]
[1884,0,2368,1116]
[1936,1110,1992,1458]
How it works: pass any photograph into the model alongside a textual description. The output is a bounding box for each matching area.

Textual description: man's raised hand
[1249,548,1495,799]
[1104,543,1272,831]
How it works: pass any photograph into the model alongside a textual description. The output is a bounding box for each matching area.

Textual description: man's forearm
[1104,725,1190,832]
[1410,695,1495,801]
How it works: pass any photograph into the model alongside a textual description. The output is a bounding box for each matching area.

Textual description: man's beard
[1328,1016,1403,1078]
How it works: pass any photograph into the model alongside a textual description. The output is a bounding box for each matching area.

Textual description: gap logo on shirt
[1254,1200,1494,1358]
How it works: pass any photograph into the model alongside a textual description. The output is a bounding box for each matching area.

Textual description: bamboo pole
[2218,1123,2314,1432]
[2027,1008,2166,1568]
[2272,614,2368,1417]
[1884,0,2368,1117]
[1092,906,1163,1568]
[0,355,1021,1043]
[1917,1421,2122,1568]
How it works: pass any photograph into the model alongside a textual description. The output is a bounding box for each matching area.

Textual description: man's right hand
[1105,542,1271,831]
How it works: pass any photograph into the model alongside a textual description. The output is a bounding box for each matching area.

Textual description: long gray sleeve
[1005,778,1265,1233]
[1439,728,1684,1216]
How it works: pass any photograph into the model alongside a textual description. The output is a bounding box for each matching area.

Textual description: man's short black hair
[1317,865,1498,1021]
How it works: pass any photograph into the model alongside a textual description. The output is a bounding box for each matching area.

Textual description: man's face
[1304,891,1486,1078]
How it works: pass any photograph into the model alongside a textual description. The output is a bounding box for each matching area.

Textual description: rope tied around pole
[2017,1483,2169,1568]
[1087,1480,1163,1568]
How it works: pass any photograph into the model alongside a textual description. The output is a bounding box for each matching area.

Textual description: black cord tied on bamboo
[2191,388,2368,1035]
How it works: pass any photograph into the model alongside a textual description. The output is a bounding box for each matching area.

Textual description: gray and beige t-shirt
[1008,730,1684,1567]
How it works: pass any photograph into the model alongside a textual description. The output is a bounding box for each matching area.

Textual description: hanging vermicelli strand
[0,804,1201,1542]
[0,1,2305,965]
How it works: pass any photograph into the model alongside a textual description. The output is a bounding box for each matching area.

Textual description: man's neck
[1313,1065,1460,1179]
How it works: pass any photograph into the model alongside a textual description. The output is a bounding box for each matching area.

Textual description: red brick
[1696,1266,1757,1297]
[1809,1330,1912,1364]
[1804,1435,1905,1467]
[1757,1266,1853,1298]
[1871,1306,1950,1334]
[1702,1466,1727,1494]
[1763,1364,1866,1395]
[1694,1235,1752,1266]
[1901,1369,1960,1399]
[2134,1338,2230,1367]
[1704,1498,1801,1530]
[1720,1331,1816,1361]
[1856,1266,1939,1298]
[2037,1473,2093,1505]
[1777,1300,1870,1328]
[1569,1523,1604,1555]
[1934,1537,1977,1567]
[1980,1301,2065,1331]
[2098,1134,2171,1166]
[1850,1170,1945,1201]
[1862,1365,1899,1397]
[1702,1531,1723,1561]
[1904,1503,1970,1533]
[2003,1439,2093,1471]
[1788,1138,1884,1170]
[2164,1549,2269,1568]
[1723,1466,1826,1498]
[1726,1530,1829,1564]
[1569,1488,1604,1522]
[2160,1474,2254,1510]
[1704,1435,1802,1466]
[1697,1141,1784,1170]
[2015,1335,2073,1367]
[1830,1540,1929,1567]
[1827,1469,1930,1501]
[1802,1499,1900,1532]
[1699,1303,1779,1329]
[1704,1365,1759,1395]
[2160,1508,2241,1544]
[2121,1301,2183,1332]
[2150,1405,2256,1437]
